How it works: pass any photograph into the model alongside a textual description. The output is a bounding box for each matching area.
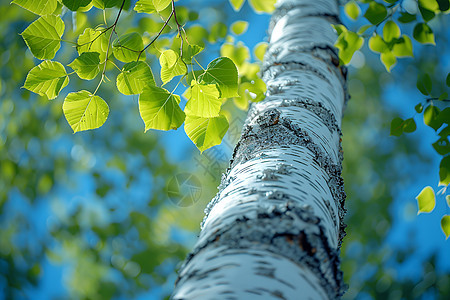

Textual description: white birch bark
[172,0,348,298]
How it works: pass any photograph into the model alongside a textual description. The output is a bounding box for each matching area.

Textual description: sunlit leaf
[184,115,229,152]
[77,28,109,61]
[380,51,396,72]
[416,186,436,214]
[229,0,245,11]
[134,0,156,13]
[220,43,250,66]
[357,24,373,34]
[248,0,276,13]
[253,42,268,62]
[441,215,450,239]
[159,50,187,84]
[182,44,203,64]
[335,31,364,64]
[152,0,171,11]
[392,35,413,57]
[12,0,58,15]
[138,86,185,131]
[185,81,221,118]
[113,32,145,63]
[231,21,249,35]
[63,90,109,133]
[368,35,388,53]
[413,23,435,45]
[21,15,64,60]
[68,52,101,80]
[383,21,400,42]
[92,0,120,9]
[116,61,156,95]
[345,1,360,20]
[439,156,450,186]
[198,57,239,98]
[23,60,69,100]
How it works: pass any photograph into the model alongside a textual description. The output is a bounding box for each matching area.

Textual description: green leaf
[416,186,436,214]
[442,215,450,239]
[77,28,109,61]
[439,92,448,101]
[398,12,416,23]
[68,52,101,80]
[159,50,187,84]
[392,35,413,57]
[185,81,222,118]
[152,0,171,11]
[254,42,268,62]
[229,0,245,11]
[345,1,360,20]
[437,0,450,11]
[220,43,250,66]
[432,137,450,155]
[62,0,92,11]
[231,21,249,35]
[357,24,373,35]
[447,73,450,87]
[368,35,388,53]
[21,15,64,60]
[415,103,424,113]
[390,117,404,136]
[138,85,185,131]
[419,0,440,11]
[383,21,400,42]
[116,61,156,95]
[12,0,58,15]
[182,44,204,64]
[439,156,450,186]
[417,73,432,95]
[381,52,396,71]
[209,22,228,43]
[92,0,120,9]
[424,105,441,130]
[332,24,347,36]
[63,90,109,133]
[364,2,387,24]
[335,31,364,64]
[447,195,450,207]
[113,32,145,63]
[413,23,435,45]
[23,60,69,100]
[248,0,276,13]
[419,4,435,22]
[184,115,229,153]
[198,57,239,98]
[134,0,156,13]
[403,118,417,133]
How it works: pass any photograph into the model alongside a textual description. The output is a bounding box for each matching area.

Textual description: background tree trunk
[172,0,349,298]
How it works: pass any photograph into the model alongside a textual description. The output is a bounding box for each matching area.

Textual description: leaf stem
[93,0,126,95]
[138,10,174,61]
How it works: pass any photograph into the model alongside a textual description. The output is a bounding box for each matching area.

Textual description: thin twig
[93,0,126,95]
[137,10,174,61]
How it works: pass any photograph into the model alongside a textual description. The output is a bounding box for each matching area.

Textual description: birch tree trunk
[172,0,348,298]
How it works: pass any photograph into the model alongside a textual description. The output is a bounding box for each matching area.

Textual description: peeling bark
[173,0,348,298]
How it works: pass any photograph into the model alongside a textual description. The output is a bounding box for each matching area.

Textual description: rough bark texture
[172,0,348,298]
